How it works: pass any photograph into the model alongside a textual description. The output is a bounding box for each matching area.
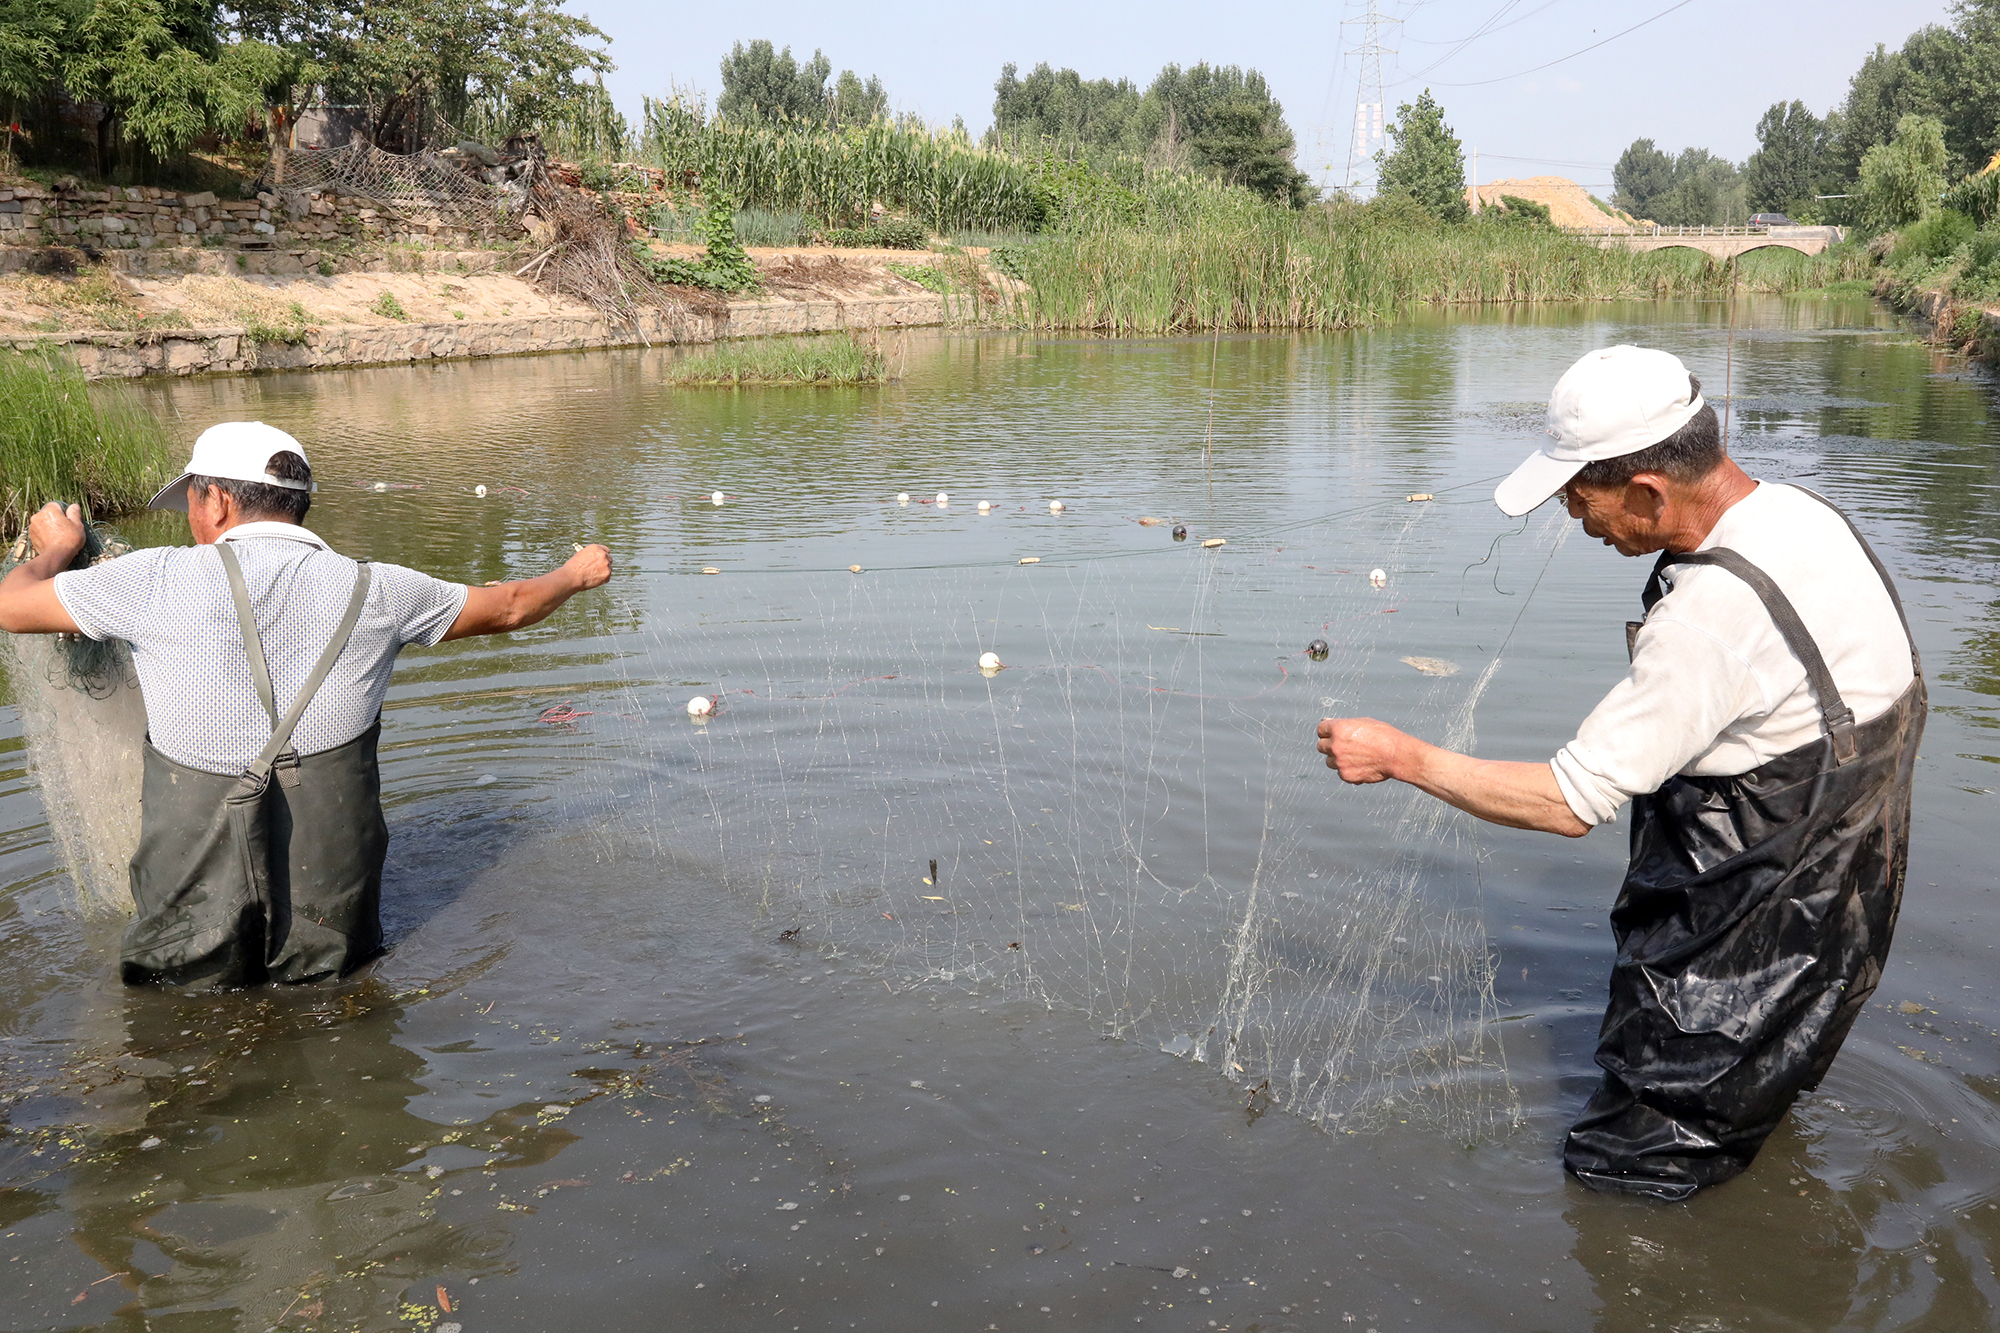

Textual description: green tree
[989,61,1145,151]
[1145,62,1312,205]
[717,39,828,123]
[1860,112,1948,228]
[1612,138,1675,217]
[1375,89,1466,222]
[830,69,885,127]
[63,0,262,168]
[1744,100,1827,215]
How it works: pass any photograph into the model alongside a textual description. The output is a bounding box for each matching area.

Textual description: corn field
[640,94,1042,233]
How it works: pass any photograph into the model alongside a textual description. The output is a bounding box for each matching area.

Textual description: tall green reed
[0,347,172,542]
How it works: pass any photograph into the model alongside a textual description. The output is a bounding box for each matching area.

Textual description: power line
[1432,0,1705,87]
[1395,0,1529,84]
[1403,0,1567,46]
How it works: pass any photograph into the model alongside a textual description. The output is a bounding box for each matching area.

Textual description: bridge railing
[1559,224,1845,240]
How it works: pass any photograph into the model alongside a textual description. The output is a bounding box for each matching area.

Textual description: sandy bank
[0,248,981,378]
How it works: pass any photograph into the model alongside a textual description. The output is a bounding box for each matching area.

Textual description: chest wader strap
[216,542,372,788]
[1641,548,1859,765]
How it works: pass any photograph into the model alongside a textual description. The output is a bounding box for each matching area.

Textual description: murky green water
[6,298,2000,1331]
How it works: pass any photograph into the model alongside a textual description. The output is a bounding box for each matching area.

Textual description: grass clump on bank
[666,333,889,386]
[0,347,172,541]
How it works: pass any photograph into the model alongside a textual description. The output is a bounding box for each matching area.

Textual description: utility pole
[1340,0,1400,196]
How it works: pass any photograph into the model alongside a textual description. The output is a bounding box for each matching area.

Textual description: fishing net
[538,493,1572,1141]
[262,141,529,235]
[2,524,146,914]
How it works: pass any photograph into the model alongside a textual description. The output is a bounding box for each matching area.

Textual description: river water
[4,298,1999,1331]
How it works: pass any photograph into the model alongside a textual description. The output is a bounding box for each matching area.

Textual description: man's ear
[1623,472,1672,523]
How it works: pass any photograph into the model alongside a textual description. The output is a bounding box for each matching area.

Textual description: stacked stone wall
[0,182,519,252]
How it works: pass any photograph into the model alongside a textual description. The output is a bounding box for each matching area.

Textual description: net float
[1049,500,1065,513]
[935,492,950,505]
[1369,568,1387,587]
[977,500,992,511]
[687,695,714,717]
[849,564,863,573]
[372,482,389,492]
[1306,638,1330,661]
[978,652,1002,671]
[897,492,911,504]
[1018,557,1040,565]
[710,491,726,505]
[474,484,487,497]
[1406,493,1434,502]
[1172,524,1188,540]
[701,566,720,575]
[1202,538,1225,549]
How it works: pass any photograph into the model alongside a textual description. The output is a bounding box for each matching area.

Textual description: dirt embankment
[1467,176,1644,228]
[0,248,966,339]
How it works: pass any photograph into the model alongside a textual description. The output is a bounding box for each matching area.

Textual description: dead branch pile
[512,159,721,337]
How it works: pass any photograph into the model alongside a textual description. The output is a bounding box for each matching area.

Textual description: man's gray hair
[190,450,313,523]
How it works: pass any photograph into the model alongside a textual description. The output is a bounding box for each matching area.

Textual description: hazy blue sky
[578,0,1954,193]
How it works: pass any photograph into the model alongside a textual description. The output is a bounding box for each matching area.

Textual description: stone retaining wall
[12,293,948,378]
[0,181,511,254]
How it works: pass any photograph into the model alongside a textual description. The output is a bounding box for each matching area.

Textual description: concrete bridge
[1562,225,1846,260]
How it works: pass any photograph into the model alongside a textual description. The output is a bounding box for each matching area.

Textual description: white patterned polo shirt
[53,521,469,775]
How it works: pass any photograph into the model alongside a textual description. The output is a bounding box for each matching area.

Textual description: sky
[577,0,1955,194]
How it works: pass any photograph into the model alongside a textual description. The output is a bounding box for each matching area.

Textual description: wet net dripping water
[517,497,1573,1142]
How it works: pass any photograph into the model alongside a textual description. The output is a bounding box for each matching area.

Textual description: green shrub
[244,301,313,344]
[819,219,928,249]
[1958,228,2000,300]
[1943,171,2000,227]
[1496,195,1554,227]
[887,261,952,294]
[1891,209,1976,265]
[989,244,1033,281]
[636,197,760,293]
[0,346,172,539]
[370,291,408,321]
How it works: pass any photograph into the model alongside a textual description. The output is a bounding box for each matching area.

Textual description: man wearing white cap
[0,422,611,986]
[1316,345,1924,1200]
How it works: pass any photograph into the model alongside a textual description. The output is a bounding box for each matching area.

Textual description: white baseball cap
[148,421,318,512]
[1493,346,1706,517]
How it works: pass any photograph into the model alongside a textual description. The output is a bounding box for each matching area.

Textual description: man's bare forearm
[1391,742,1590,837]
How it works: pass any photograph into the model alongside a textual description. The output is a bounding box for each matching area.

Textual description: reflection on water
[4,296,2000,1330]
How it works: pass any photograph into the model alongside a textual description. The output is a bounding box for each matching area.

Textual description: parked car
[1748,212,1794,228]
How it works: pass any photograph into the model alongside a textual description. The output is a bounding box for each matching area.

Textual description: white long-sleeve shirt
[1550,482,1915,828]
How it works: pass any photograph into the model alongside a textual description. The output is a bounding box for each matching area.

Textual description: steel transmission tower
[1341,0,1400,195]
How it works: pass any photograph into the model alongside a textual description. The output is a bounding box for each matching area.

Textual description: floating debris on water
[687,696,715,717]
[1400,656,1459,677]
[849,564,863,573]
[1369,568,1387,587]
[1138,516,1164,526]
[372,481,389,492]
[1161,1034,1196,1058]
[701,566,720,575]
[1018,557,1040,565]
[1306,638,1329,661]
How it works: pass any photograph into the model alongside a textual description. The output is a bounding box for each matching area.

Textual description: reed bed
[997,214,1874,334]
[666,333,889,386]
[0,346,171,541]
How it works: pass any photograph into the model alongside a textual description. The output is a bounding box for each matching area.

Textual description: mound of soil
[1467,176,1645,229]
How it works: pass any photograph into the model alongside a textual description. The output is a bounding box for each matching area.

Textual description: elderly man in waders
[0,421,612,988]
[1316,346,1924,1201]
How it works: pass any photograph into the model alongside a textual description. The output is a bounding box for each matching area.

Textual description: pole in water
[1723,252,1739,448]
